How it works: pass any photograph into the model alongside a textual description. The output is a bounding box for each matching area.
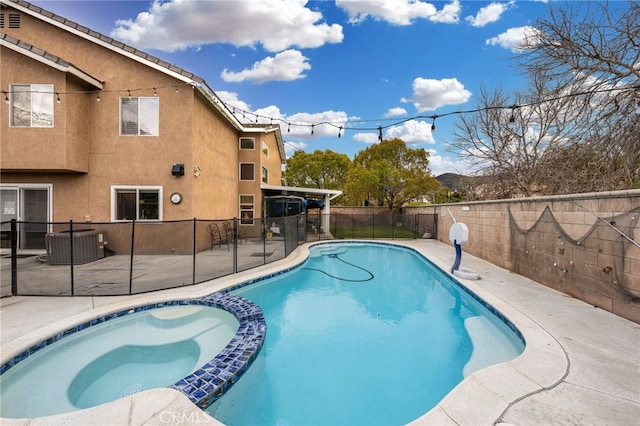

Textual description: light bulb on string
[378,126,383,142]
[56,93,61,104]
[508,105,517,123]
[287,123,291,133]
[311,124,314,135]
[153,87,157,97]
[338,126,342,138]
[128,90,131,99]
[3,91,9,104]
[96,91,100,102]
[431,117,436,131]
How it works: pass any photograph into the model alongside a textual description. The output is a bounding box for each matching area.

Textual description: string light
[2,82,637,136]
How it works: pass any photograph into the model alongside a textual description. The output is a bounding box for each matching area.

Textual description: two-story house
[1,0,339,253]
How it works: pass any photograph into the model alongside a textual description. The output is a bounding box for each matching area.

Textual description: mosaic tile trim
[169,292,267,409]
[0,294,267,411]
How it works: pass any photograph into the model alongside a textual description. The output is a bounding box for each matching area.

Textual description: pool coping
[1,240,569,425]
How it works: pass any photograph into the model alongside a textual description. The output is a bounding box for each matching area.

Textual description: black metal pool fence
[1,213,436,297]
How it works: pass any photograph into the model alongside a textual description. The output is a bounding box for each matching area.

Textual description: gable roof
[1,0,286,162]
[0,32,103,89]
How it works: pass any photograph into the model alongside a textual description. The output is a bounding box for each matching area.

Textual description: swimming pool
[0,295,263,419]
[207,242,525,426]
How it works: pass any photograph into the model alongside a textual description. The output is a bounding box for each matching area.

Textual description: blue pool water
[207,243,525,426]
[0,305,239,419]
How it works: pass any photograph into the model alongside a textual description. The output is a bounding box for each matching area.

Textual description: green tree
[345,138,440,210]
[283,150,351,193]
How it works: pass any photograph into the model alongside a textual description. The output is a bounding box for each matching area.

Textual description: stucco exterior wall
[1,3,286,227]
[406,190,640,323]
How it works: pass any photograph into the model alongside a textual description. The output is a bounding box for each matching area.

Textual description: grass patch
[332,225,419,239]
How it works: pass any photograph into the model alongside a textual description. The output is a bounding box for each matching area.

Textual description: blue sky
[36,0,552,176]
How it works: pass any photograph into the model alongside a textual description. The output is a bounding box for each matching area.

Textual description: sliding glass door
[0,186,50,250]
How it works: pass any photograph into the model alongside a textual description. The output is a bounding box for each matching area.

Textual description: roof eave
[0,36,103,89]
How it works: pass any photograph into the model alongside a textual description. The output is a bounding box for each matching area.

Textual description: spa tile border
[0,293,267,412]
[168,292,266,409]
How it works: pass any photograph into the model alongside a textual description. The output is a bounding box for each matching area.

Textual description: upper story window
[120,97,159,136]
[112,186,162,221]
[262,166,269,184]
[262,141,269,157]
[240,137,255,150]
[10,84,54,127]
[240,163,254,181]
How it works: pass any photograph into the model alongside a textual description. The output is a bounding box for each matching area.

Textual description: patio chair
[223,221,234,244]
[209,223,224,250]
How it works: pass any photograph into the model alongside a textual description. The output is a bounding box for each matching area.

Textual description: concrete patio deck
[1,239,638,425]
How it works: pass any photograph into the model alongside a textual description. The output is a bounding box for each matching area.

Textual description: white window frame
[9,84,54,128]
[261,141,269,157]
[111,185,163,222]
[239,194,254,225]
[239,163,255,181]
[239,137,255,150]
[262,166,269,184]
[119,97,159,136]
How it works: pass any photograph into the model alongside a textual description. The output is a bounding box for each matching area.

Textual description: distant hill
[436,173,469,190]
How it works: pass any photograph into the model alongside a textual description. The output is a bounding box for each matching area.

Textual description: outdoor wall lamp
[171,163,185,177]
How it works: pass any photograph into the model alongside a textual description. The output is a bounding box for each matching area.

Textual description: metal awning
[260,184,342,201]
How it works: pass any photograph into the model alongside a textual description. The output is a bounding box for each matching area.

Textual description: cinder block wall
[406,190,640,324]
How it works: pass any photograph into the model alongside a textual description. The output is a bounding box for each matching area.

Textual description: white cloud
[215,91,251,112]
[385,120,435,144]
[336,0,460,26]
[285,110,350,139]
[427,149,478,176]
[283,141,308,158]
[465,1,514,28]
[353,132,380,144]
[111,0,343,52]
[486,26,538,52]
[221,50,311,83]
[430,0,461,24]
[401,77,472,112]
[385,107,407,117]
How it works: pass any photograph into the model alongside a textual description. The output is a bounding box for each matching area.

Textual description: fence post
[192,218,197,285]
[232,218,238,274]
[372,213,375,239]
[10,219,17,295]
[262,218,267,265]
[129,219,135,294]
[392,213,395,240]
[69,220,75,296]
